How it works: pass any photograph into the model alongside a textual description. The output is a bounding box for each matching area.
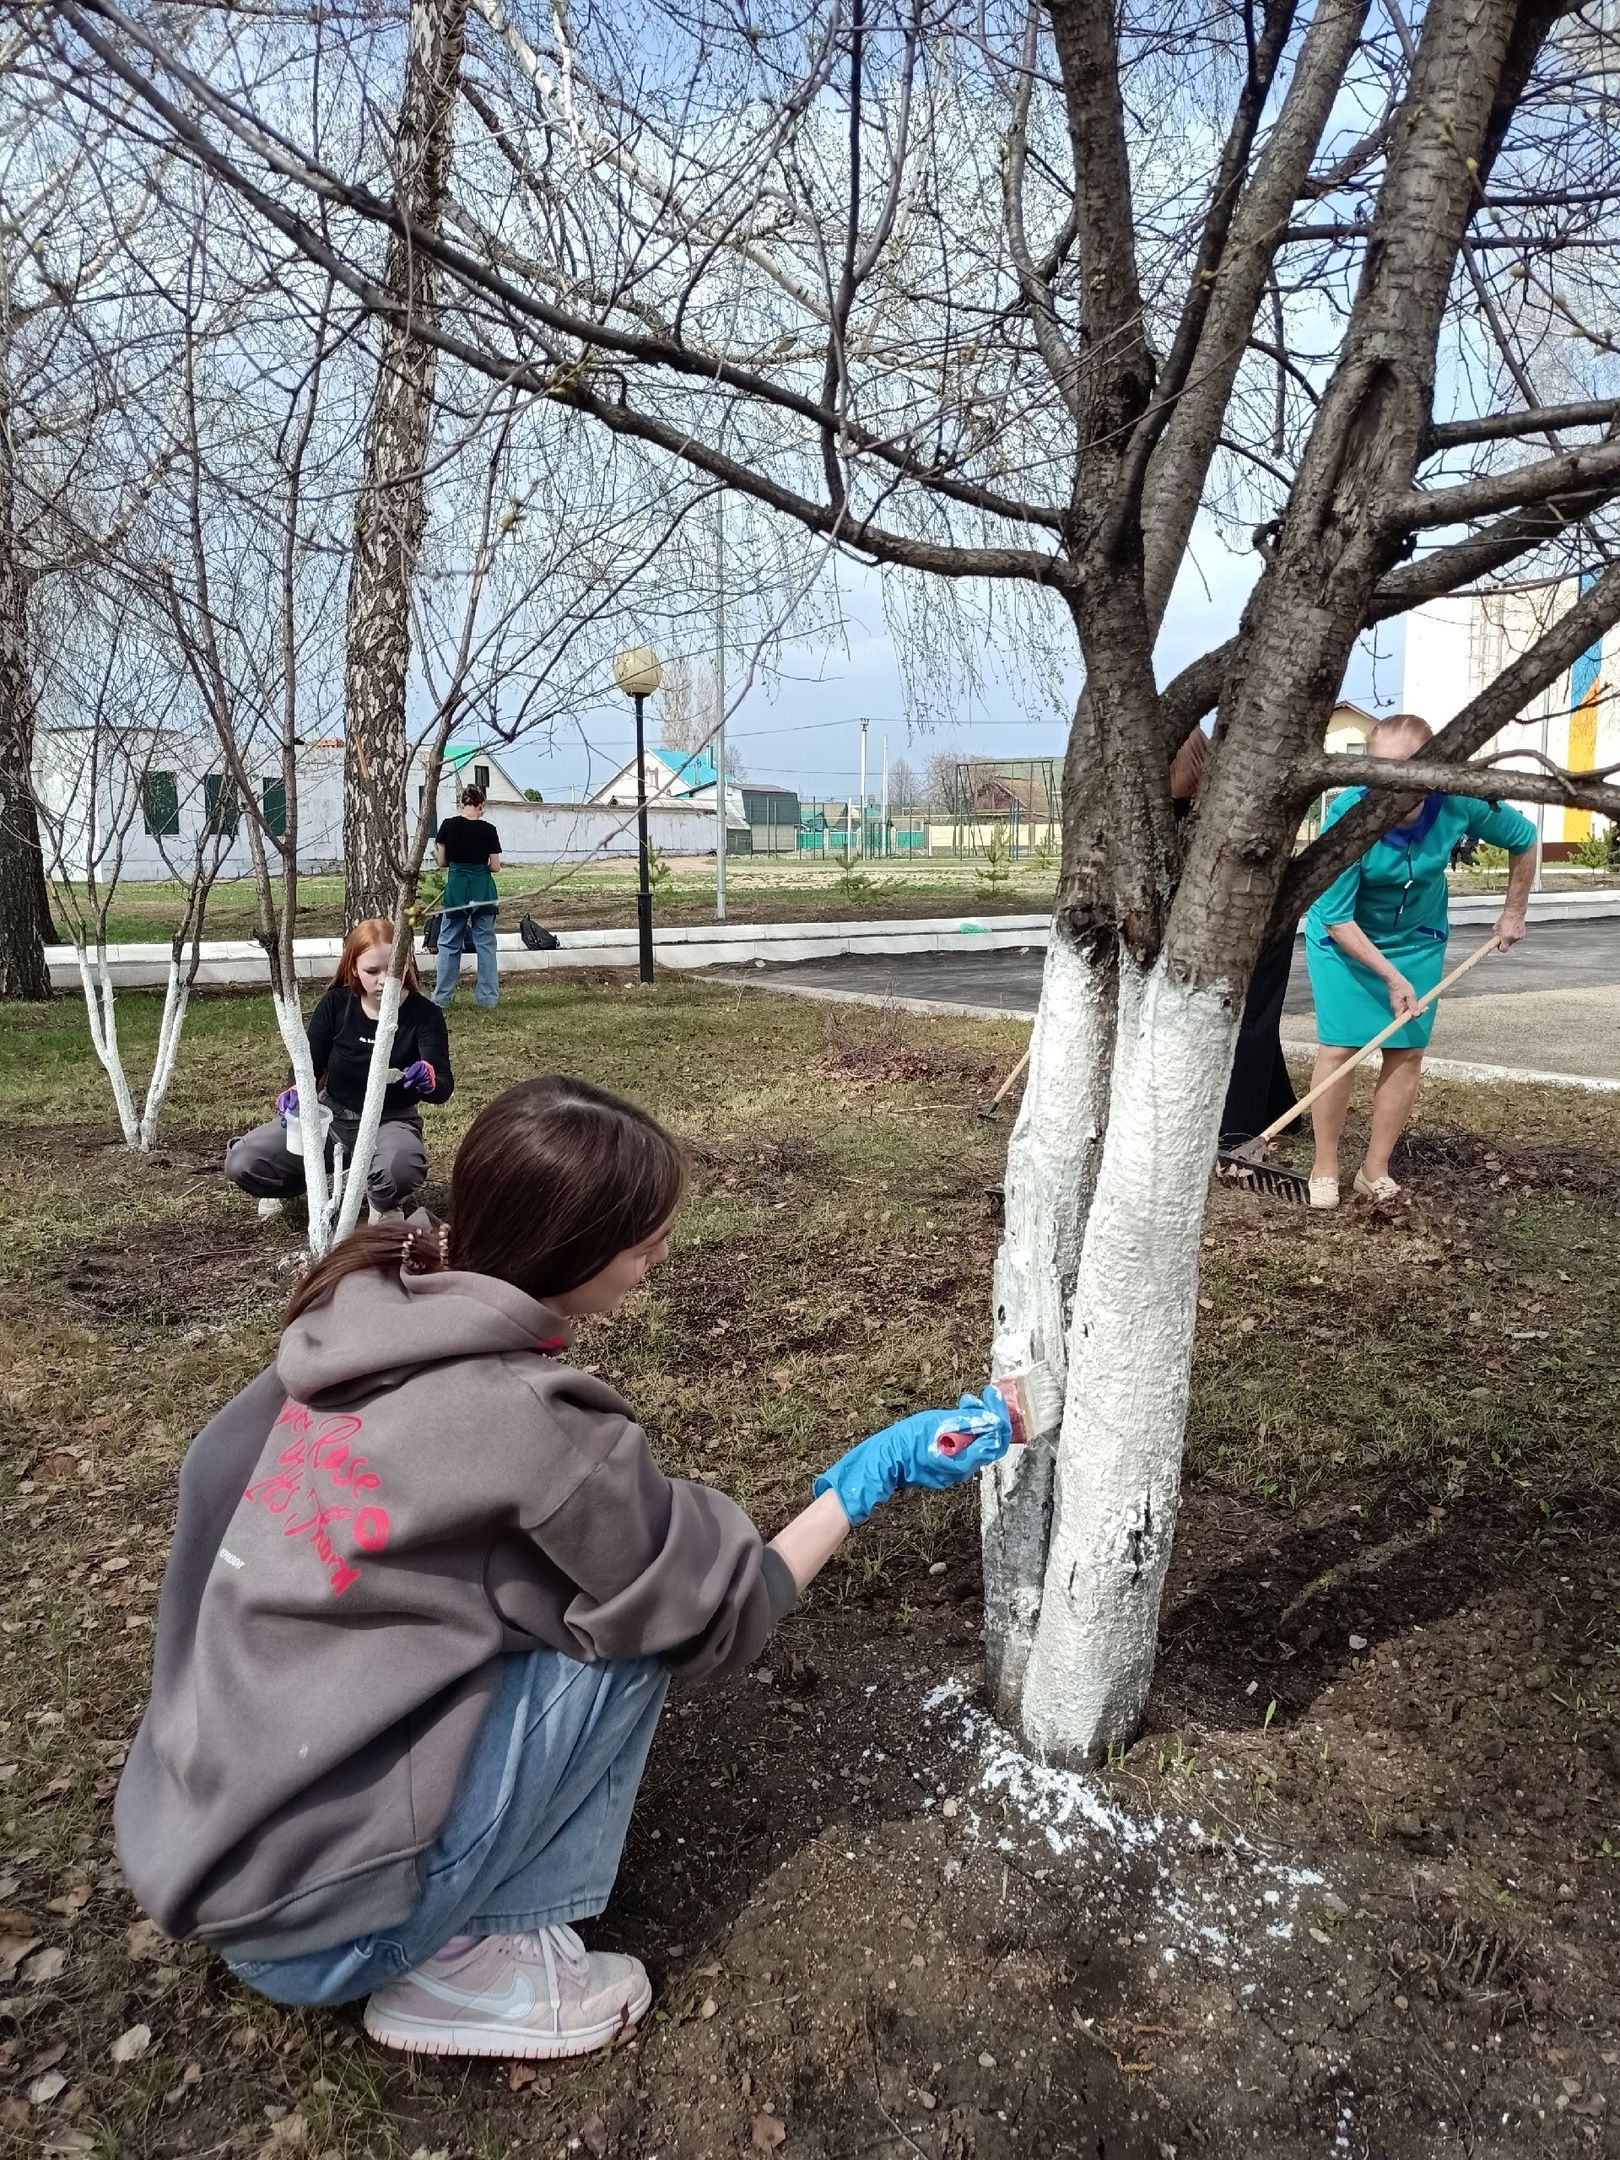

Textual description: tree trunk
[341,0,468,922]
[272,989,340,1255]
[73,939,141,1148]
[1017,955,1237,1761]
[0,372,54,1003]
[331,971,404,1243]
[981,924,1117,1721]
[0,669,55,1002]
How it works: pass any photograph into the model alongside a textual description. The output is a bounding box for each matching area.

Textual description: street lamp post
[612,645,663,983]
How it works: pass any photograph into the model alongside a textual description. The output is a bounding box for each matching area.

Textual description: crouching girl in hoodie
[116,1075,1011,2062]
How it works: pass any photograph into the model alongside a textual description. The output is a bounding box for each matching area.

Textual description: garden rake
[978,1043,1031,1119]
[1216,933,1503,1204]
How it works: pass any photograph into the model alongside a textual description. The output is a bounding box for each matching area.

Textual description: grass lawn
[52,856,1059,947]
[2,975,1617,2158]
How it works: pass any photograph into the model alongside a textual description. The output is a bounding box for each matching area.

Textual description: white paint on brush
[1020,956,1238,1763]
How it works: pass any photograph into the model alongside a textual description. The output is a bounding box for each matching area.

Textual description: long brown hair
[287,1076,687,1321]
[335,917,420,996]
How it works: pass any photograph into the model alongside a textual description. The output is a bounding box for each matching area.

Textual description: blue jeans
[433,903,499,1007]
[224,1650,668,2007]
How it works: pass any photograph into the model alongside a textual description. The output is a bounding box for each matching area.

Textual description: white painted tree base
[1018,958,1237,1761]
[981,928,1115,1722]
[981,938,1239,1764]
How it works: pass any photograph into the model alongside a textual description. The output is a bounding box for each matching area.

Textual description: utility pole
[858,718,868,859]
[880,735,889,859]
[714,495,727,920]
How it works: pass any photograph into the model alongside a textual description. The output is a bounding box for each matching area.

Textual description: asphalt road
[756,919,1620,1081]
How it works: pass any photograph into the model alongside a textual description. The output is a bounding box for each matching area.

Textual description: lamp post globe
[612,646,663,700]
[612,647,662,983]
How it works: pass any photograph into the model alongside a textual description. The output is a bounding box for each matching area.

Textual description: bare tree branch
[1303,751,1620,821]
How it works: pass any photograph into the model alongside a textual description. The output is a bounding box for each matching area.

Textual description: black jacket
[303,985,453,1121]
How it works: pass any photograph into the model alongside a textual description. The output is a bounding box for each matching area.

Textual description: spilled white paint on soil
[922,1676,1327,1971]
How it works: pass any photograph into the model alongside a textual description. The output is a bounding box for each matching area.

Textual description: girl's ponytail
[286,1216,450,1322]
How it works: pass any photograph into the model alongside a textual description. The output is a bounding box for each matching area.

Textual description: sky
[502,519,1408,806]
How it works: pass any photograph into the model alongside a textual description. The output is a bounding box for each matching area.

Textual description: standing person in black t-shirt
[225,920,454,1225]
[433,784,503,1008]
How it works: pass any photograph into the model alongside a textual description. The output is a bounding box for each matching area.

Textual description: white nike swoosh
[409,1969,542,2020]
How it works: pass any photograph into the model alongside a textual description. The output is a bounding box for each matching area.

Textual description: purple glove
[398,1059,436,1098]
[276,1086,299,1123]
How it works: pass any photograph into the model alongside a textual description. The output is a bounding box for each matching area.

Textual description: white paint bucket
[285,1102,334,1159]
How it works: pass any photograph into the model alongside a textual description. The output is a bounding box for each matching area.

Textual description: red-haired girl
[225,918,453,1224]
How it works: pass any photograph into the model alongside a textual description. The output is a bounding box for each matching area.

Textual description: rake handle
[986,1044,1032,1111]
[1250,932,1502,1150]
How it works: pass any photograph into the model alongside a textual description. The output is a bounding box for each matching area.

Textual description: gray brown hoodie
[115,1264,795,1959]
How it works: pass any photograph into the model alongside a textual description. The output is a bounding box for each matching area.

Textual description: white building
[1402,580,1616,854]
[34,728,716,881]
[589,744,746,849]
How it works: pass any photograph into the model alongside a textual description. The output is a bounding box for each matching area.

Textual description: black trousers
[1220,934,1297,1147]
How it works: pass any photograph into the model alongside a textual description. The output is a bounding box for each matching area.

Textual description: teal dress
[1306,790,1535,1048]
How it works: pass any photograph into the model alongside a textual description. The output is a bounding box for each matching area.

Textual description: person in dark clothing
[433,783,502,1007]
[1218,930,1298,1146]
[226,919,453,1224]
[1169,726,1299,1148]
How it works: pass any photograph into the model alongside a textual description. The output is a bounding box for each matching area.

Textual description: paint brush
[991,1361,1064,1446]
[931,1360,1064,1456]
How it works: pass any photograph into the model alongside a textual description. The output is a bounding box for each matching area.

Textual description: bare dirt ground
[2,980,1616,2159]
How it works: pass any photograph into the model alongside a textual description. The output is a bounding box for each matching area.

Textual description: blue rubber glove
[813,1391,1013,1526]
[398,1059,436,1098]
[276,1086,299,1124]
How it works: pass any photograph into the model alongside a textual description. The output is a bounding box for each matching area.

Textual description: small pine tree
[976,824,1013,897]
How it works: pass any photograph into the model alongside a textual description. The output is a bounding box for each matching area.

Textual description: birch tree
[39,0,1620,1758]
[341,0,469,920]
[0,47,174,1000]
[33,590,229,1148]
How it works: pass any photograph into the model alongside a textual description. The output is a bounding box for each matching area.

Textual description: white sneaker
[367,1203,405,1226]
[362,1926,651,2059]
[1354,1170,1401,1204]
[256,1197,284,1221]
[1307,1177,1340,1210]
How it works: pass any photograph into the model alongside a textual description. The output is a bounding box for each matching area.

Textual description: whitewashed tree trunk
[136,958,189,1149]
[271,988,343,1255]
[73,938,139,1148]
[981,927,1116,1722]
[330,970,404,1244]
[1016,957,1238,1762]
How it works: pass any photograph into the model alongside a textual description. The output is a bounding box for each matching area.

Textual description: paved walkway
[749,920,1620,1084]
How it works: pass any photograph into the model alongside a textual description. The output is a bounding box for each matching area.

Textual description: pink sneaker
[362,1926,651,2058]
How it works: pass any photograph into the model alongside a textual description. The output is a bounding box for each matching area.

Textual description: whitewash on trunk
[981,928,1117,1723]
[1015,959,1238,1762]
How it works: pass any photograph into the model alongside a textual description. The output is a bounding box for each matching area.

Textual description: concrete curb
[708,973,1030,1026]
[1277,1038,1620,1094]
[720,972,1620,1094]
[44,913,1051,992]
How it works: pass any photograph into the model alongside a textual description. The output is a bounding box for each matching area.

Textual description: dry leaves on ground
[109,2023,152,2065]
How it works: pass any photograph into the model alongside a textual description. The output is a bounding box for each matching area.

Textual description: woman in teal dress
[1306,713,1536,1208]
